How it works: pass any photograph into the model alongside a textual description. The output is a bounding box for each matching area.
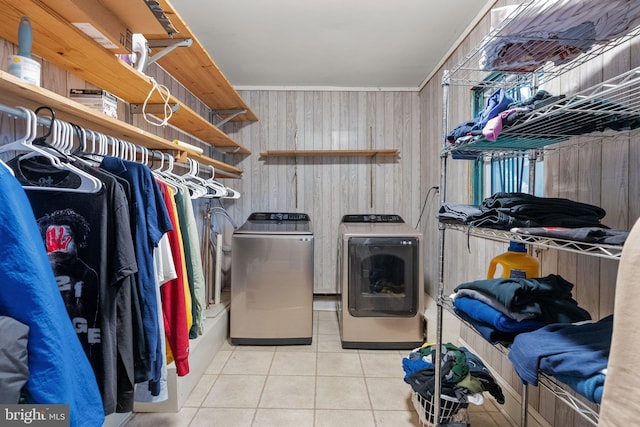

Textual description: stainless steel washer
[338,214,425,349]
[231,212,314,345]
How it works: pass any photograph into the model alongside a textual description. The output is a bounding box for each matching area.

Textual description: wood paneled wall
[220,90,422,294]
[419,1,640,425]
[4,7,639,422]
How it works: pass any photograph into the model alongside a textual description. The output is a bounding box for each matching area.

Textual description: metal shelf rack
[445,66,640,155]
[433,0,639,425]
[442,223,624,260]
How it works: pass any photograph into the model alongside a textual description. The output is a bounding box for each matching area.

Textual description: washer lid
[235,212,313,234]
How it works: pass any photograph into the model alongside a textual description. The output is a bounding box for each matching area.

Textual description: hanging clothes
[100,156,173,397]
[156,179,191,377]
[74,160,139,413]
[7,155,119,413]
[0,165,104,427]
[134,233,175,403]
[0,315,29,403]
[174,185,206,337]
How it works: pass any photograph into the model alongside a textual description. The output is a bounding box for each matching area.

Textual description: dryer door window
[347,237,419,317]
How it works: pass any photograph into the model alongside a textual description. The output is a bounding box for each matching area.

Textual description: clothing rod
[210,168,240,179]
[0,102,240,179]
[0,103,53,128]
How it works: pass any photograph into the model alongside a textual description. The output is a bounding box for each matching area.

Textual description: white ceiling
[170,0,494,90]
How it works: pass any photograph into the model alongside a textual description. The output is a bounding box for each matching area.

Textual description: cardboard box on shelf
[69,89,118,119]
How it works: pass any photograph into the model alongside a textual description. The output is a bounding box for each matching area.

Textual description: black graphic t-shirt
[7,156,112,410]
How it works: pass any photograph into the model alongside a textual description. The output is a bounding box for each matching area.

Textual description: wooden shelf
[101,0,258,123]
[0,69,243,177]
[0,0,251,155]
[260,149,400,158]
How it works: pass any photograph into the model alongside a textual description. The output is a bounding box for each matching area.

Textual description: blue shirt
[0,166,104,427]
[100,157,173,385]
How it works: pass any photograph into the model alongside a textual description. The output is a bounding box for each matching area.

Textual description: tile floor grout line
[124,309,517,426]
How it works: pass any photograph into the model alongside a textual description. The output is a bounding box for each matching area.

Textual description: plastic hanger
[198,165,228,198]
[4,109,103,193]
[47,120,104,192]
[203,165,240,199]
[151,151,180,194]
[164,154,206,197]
[0,106,38,154]
[139,145,150,167]
[178,158,210,199]
[223,185,241,200]
[0,107,63,165]
[70,126,100,167]
[0,159,15,176]
[181,160,222,199]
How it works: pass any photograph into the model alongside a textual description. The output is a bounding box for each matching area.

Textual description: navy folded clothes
[554,372,605,404]
[453,274,592,324]
[453,288,537,321]
[437,203,484,224]
[511,226,628,245]
[438,192,607,230]
[483,192,605,215]
[453,308,518,345]
[508,315,613,387]
[453,296,546,333]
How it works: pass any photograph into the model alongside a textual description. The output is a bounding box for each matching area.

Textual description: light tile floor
[125,310,515,427]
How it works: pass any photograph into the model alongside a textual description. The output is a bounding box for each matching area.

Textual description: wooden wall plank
[223,89,420,294]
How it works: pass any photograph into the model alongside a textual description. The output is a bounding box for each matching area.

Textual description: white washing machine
[231,212,314,345]
[337,214,425,349]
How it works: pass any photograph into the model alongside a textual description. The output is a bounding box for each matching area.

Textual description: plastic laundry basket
[411,390,464,426]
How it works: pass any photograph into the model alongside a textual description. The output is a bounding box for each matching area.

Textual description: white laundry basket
[411,390,465,426]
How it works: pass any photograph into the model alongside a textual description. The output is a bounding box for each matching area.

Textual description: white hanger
[163,154,204,196]
[99,133,108,157]
[0,106,38,154]
[109,135,120,158]
[140,145,149,166]
[223,185,241,200]
[198,165,227,198]
[203,165,240,199]
[151,149,165,172]
[180,158,213,199]
[151,151,181,194]
[0,107,62,166]
[0,159,15,176]
[71,127,100,167]
[181,160,221,199]
[1,108,103,193]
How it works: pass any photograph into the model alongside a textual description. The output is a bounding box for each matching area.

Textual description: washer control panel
[341,214,404,223]
[248,212,310,222]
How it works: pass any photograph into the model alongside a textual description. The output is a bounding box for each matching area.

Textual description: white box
[69,89,118,119]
